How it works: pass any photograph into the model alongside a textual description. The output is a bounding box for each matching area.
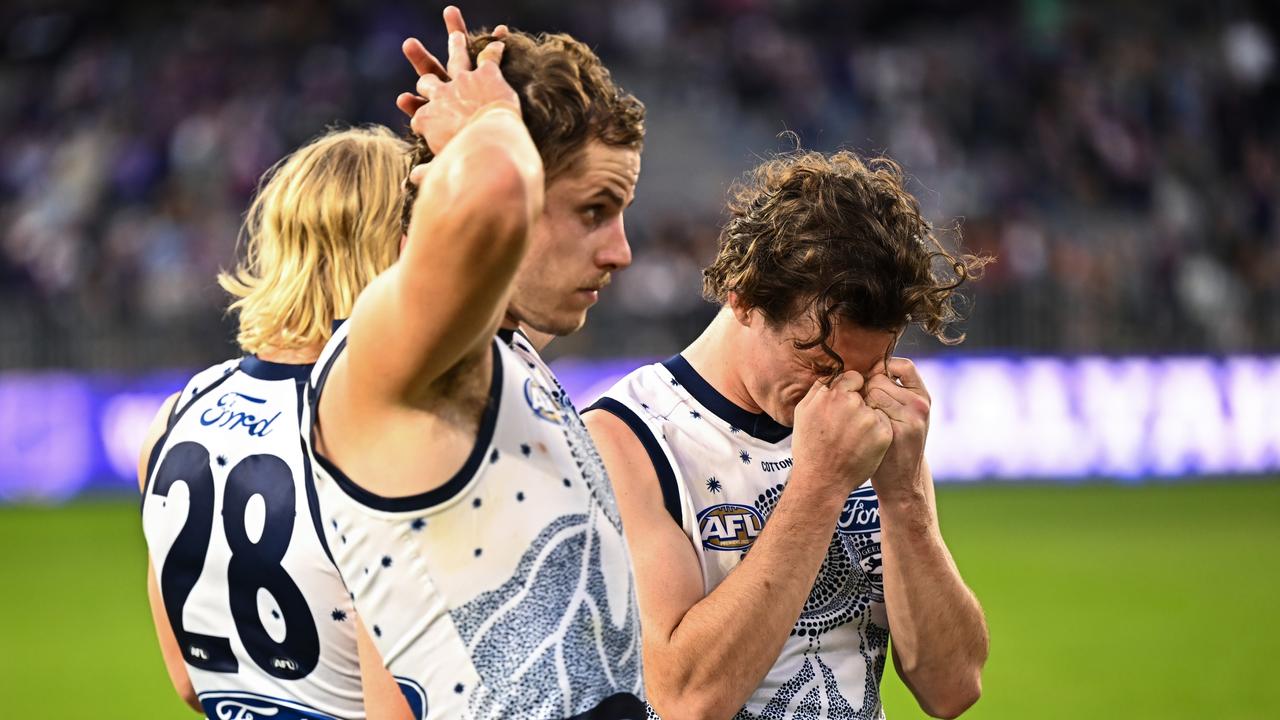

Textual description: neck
[256,343,324,365]
[501,310,555,352]
[681,308,763,414]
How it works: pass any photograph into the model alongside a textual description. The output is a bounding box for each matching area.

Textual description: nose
[595,216,632,272]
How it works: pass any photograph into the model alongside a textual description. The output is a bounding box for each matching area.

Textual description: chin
[525,309,588,338]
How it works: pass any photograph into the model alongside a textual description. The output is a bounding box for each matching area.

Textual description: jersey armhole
[584,397,683,528]
[295,380,341,572]
[309,337,505,513]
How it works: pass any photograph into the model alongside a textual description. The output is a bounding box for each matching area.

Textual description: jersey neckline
[240,355,314,381]
[661,354,792,443]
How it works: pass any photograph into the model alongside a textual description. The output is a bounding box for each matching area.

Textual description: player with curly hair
[586,148,991,719]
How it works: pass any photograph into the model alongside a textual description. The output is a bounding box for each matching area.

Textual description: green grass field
[2,480,1277,719]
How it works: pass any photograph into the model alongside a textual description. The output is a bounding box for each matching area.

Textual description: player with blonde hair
[137,125,415,720]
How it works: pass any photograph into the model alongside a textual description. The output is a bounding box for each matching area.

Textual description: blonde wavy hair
[219,125,411,354]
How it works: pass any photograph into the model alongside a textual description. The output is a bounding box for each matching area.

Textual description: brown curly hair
[402,29,645,233]
[703,149,991,376]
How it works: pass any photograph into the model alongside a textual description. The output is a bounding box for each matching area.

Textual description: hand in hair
[409,32,517,154]
[395,6,509,120]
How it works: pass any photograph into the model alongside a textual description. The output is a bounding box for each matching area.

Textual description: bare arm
[138,392,202,713]
[330,37,543,416]
[866,360,988,718]
[586,375,890,720]
[880,458,988,719]
[355,617,413,720]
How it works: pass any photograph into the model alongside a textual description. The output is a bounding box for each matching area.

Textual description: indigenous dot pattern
[753,483,886,640]
[449,514,642,719]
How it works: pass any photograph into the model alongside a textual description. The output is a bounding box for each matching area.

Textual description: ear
[727,292,754,327]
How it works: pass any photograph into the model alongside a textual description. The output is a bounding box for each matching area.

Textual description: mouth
[575,278,610,303]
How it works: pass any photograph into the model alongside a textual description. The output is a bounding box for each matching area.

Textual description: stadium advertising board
[1,356,1277,501]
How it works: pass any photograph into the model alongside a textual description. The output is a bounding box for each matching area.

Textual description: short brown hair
[703,149,991,375]
[402,29,645,232]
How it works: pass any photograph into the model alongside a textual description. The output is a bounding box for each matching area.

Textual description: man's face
[507,141,641,336]
[739,308,898,427]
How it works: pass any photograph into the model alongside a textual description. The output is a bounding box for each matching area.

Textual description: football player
[587,150,991,719]
[308,12,648,720]
[139,125,413,719]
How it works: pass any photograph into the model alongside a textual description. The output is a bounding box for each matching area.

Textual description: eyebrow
[586,186,632,208]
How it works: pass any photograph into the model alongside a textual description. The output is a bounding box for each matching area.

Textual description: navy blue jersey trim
[585,398,682,528]
[141,369,238,511]
[662,355,792,443]
[312,340,504,513]
[296,381,339,570]
[310,336,348,409]
[564,692,645,719]
[239,355,314,381]
[497,327,517,345]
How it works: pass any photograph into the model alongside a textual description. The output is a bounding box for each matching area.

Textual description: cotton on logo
[698,504,764,551]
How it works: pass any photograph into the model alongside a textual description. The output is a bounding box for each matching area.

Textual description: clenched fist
[791,372,893,497]
[863,358,931,502]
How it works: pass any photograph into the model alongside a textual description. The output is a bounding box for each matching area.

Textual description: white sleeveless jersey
[307,323,644,720]
[588,356,889,720]
[141,357,366,720]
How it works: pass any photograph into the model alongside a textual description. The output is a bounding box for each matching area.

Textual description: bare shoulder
[583,408,665,509]
[137,392,181,493]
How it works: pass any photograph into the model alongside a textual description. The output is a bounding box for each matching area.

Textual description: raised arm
[586,374,891,720]
[865,359,989,719]
[137,393,202,714]
[336,37,542,411]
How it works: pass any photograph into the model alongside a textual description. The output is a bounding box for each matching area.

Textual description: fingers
[416,73,443,99]
[446,30,471,78]
[402,38,448,80]
[408,163,430,186]
[864,385,905,414]
[831,371,865,394]
[475,40,504,69]
[443,5,468,36]
[396,92,426,118]
[886,357,927,392]
[493,24,509,39]
[864,373,914,409]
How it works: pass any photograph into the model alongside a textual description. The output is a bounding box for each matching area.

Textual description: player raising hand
[308,8,648,719]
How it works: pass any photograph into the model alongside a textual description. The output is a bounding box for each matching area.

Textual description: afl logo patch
[524,378,564,425]
[836,484,880,536]
[698,503,764,551]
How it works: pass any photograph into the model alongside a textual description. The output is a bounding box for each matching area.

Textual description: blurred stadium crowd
[1,0,1277,369]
